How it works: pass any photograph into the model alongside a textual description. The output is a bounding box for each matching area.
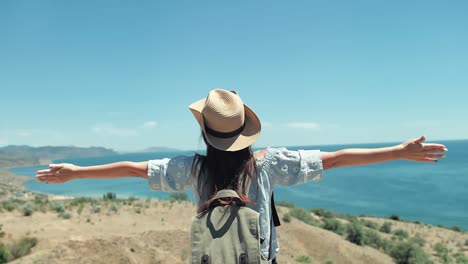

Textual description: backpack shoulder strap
[271,192,281,227]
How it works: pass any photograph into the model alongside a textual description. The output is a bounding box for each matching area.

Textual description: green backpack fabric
[190,189,266,264]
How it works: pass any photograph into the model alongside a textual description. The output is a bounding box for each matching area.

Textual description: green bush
[91,204,101,213]
[465,240,468,246]
[453,252,468,264]
[389,214,400,221]
[323,260,334,264]
[58,212,71,219]
[360,219,378,229]
[50,201,65,213]
[282,213,291,223]
[322,218,345,235]
[1,200,18,212]
[22,202,34,216]
[103,192,117,200]
[390,241,430,264]
[450,226,463,232]
[393,229,409,239]
[434,242,450,263]
[109,203,119,213]
[379,222,392,233]
[0,243,7,263]
[311,208,335,218]
[0,225,5,238]
[364,229,385,249]
[409,234,425,247]
[289,207,320,226]
[169,192,188,202]
[346,222,365,245]
[337,214,358,223]
[70,197,93,207]
[295,255,313,263]
[7,237,38,261]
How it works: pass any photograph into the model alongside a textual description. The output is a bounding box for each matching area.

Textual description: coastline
[1,161,467,263]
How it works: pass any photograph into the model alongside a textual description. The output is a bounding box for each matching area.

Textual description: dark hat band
[203,117,246,139]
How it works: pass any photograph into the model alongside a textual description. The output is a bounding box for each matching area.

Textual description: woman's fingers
[425,153,446,159]
[422,144,447,152]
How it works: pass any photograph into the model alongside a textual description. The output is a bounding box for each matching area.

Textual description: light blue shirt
[147,147,323,261]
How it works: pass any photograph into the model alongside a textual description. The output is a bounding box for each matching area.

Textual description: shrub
[389,214,400,221]
[169,192,188,202]
[360,219,378,229]
[0,243,7,264]
[0,225,5,238]
[311,208,334,218]
[70,197,93,207]
[390,241,430,264]
[322,218,345,235]
[276,200,295,208]
[91,204,101,214]
[289,207,320,226]
[109,203,118,213]
[1,200,18,212]
[346,222,365,245]
[77,204,84,215]
[453,253,468,264]
[323,260,334,264]
[393,229,409,239]
[58,212,71,219]
[465,240,468,246]
[103,192,116,200]
[22,202,34,217]
[338,214,358,223]
[282,213,291,223]
[364,229,385,249]
[450,226,463,232]
[434,242,450,263]
[50,201,65,213]
[7,237,38,261]
[409,234,425,247]
[380,222,392,233]
[295,255,312,263]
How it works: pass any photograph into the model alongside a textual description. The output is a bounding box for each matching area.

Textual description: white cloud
[92,124,139,136]
[142,121,158,128]
[17,130,33,137]
[262,122,273,128]
[286,122,320,130]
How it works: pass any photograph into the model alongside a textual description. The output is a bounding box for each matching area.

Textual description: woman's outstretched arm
[321,136,447,170]
[36,161,148,184]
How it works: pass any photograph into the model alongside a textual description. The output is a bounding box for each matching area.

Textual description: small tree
[346,222,365,245]
[322,218,345,235]
[390,241,430,264]
[389,214,400,221]
[379,222,392,233]
[103,192,116,200]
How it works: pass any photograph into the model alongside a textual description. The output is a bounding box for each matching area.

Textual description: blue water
[10,140,468,229]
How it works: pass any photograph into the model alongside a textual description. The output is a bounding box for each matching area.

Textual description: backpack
[190,189,267,264]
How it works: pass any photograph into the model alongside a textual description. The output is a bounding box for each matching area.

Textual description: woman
[36,89,447,263]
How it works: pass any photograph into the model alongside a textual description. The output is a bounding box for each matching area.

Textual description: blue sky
[1,0,467,152]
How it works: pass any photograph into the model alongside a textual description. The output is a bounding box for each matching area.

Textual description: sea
[9,140,468,229]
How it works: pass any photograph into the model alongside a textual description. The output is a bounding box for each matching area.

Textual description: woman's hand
[397,136,447,162]
[36,163,80,184]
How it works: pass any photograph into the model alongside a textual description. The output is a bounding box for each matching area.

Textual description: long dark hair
[192,134,256,213]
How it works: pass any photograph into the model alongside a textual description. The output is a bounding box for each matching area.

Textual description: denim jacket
[147,147,323,261]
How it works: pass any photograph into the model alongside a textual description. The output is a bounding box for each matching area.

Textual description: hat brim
[189,98,261,151]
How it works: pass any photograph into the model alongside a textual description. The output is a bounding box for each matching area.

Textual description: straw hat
[189,89,261,151]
